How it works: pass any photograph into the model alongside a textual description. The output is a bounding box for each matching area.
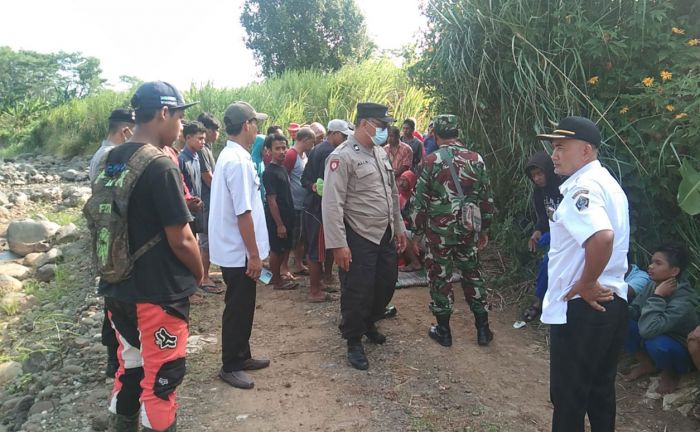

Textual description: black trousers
[221,265,256,372]
[550,296,628,432]
[339,225,398,340]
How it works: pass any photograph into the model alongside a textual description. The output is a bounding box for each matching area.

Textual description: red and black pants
[105,297,189,431]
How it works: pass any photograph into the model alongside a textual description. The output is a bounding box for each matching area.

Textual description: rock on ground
[7,219,59,256]
[53,223,79,245]
[0,274,22,295]
[0,361,22,386]
[35,264,57,282]
[0,263,31,280]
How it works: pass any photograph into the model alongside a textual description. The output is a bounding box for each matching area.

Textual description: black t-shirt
[262,163,294,224]
[98,143,197,303]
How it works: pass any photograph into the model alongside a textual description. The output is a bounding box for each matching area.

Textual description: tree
[0,47,104,110]
[240,0,375,77]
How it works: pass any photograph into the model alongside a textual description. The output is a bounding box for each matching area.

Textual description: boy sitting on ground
[624,244,699,394]
[262,133,298,290]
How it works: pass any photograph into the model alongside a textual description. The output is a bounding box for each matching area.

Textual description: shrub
[413,0,700,283]
[19,60,432,156]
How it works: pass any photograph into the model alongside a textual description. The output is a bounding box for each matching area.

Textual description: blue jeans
[535,232,550,300]
[624,320,693,374]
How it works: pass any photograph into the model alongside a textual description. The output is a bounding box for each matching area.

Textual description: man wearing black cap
[322,102,407,370]
[537,116,629,432]
[209,101,271,389]
[97,81,203,432]
[89,108,135,182]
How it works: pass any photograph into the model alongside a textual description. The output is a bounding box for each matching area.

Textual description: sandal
[281,272,297,281]
[293,268,310,276]
[273,281,299,290]
[307,292,333,303]
[521,303,542,322]
[200,283,225,294]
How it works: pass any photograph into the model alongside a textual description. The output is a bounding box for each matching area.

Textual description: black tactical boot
[110,412,139,432]
[365,324,386,344]
[347,338,369,370]
[428,314,452,347]
[474,313,494,346]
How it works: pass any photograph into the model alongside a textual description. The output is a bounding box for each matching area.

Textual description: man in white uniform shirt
[209,101,271,390]
[537,116,629,432]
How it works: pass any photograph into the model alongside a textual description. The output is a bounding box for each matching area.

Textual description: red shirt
[162,145,192,200]
[383,142,413,176]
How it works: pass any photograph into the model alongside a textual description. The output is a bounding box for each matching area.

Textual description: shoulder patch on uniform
[572,189,589,199]
[575,196,589,211]
[329,159,340,172]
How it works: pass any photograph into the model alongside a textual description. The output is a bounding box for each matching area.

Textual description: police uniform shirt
[322,134,405,249]
[541,160,630,324]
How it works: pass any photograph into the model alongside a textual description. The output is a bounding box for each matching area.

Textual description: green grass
[32,208,82,226]
[0,296,21,316]
[9,60,432,157]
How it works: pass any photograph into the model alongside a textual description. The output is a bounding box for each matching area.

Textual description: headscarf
[398,170,417,209]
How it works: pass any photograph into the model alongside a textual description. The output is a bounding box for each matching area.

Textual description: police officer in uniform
[322,102,407,370]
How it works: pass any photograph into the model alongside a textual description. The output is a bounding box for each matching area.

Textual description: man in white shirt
[88,109,135,182]
[209,101,270,389]
[537,116,629,432]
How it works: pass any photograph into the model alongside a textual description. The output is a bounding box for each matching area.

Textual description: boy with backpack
[85,81,203,432]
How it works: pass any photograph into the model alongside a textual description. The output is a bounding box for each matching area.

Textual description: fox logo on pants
[155,327,177,349]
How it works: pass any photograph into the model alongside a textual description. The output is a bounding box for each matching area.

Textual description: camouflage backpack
[442,146,482,237]
[83,144,168,283]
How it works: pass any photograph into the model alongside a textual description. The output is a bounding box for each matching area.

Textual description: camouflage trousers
[424,241,488,317]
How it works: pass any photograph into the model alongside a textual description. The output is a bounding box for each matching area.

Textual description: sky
[0,0,426,90]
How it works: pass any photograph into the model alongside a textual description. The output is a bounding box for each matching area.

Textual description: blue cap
[131,81,198,112]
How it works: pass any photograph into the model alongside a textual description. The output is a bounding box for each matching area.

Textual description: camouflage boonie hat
[432,114,459,135]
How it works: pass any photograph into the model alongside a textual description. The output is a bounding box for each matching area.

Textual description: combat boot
[109,412,139,432]
[347,338,369,370]
[474,313,494,346]
[428,315,452,347]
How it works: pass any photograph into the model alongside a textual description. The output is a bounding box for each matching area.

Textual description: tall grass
[415,0,700,285]
[21,60,432,156]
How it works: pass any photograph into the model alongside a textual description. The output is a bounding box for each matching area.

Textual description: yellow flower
[660,70,672,81]
[665,104,674,112]
[689,39,700,47]
[587,76,599,85]
[675,113,688,119]
[642,77,654,87]
[672,27,686,35]
[619,106,629,114]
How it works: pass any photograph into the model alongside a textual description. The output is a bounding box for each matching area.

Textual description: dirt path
[175,268,699,432]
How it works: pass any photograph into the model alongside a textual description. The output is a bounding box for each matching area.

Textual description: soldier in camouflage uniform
[411,114,496,347]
